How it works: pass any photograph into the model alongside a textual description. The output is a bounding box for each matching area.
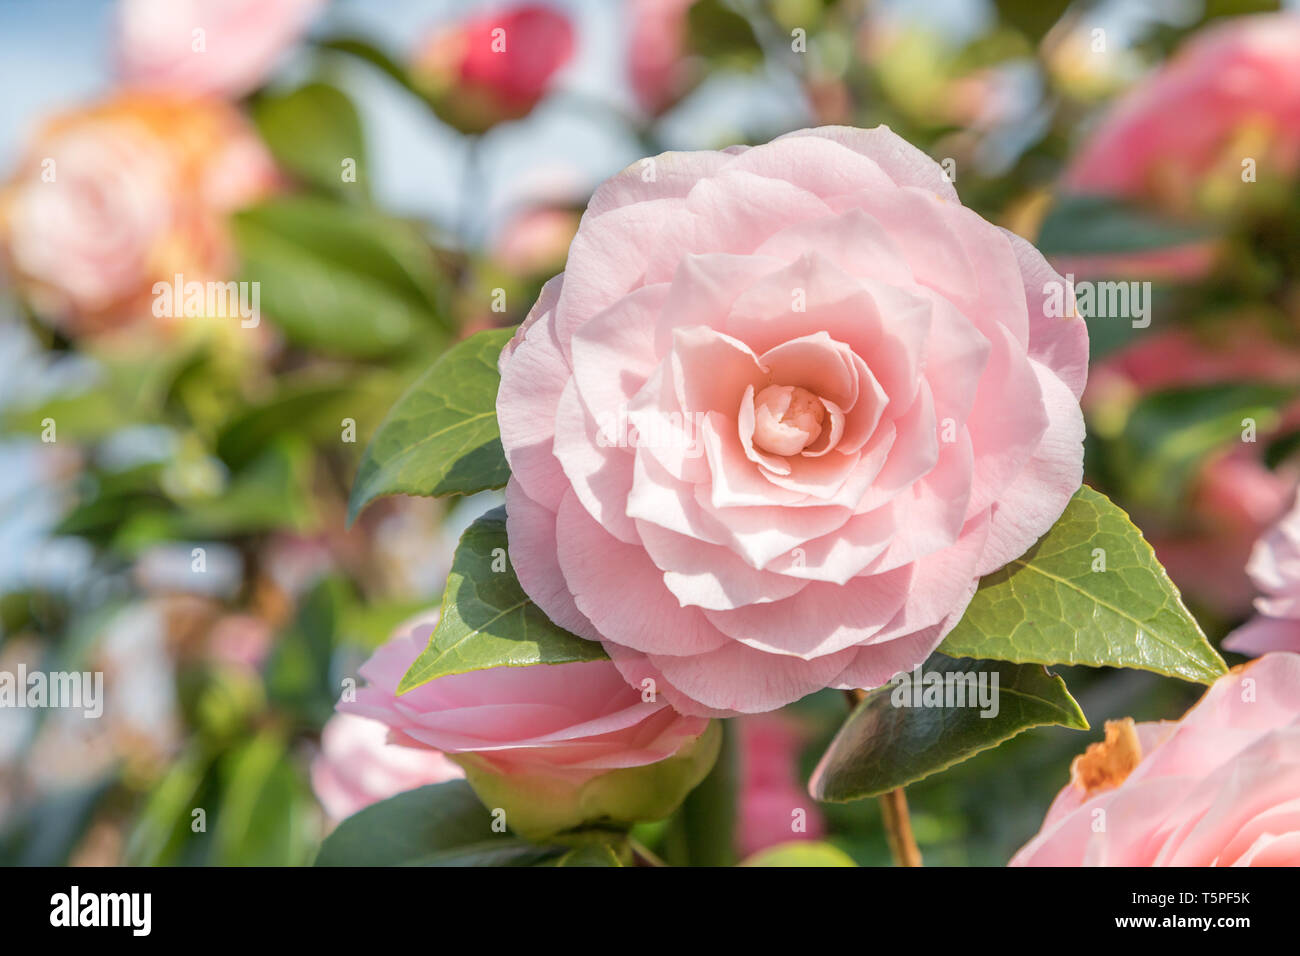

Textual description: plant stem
[878,787,923,867]
[628,837,668,867]
[843,687,923,866]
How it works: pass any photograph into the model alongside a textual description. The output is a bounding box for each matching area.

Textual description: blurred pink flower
[311,713,464,822]
[1087,325,1300,399]
[1086,324,1300,615]
[1224,492,1300,656]
[1066,13,1300,204]
[207,614,275,671]
[1047,244,1218,283]
[493,206,579,276]
[413,4,575,134]
[117,0,323,98]
[339,622,717,837]
[1151,450,1298,616]
[1012,653,1300,866]
[0,94,277,337]
[736,714,824,857]
[628,0,696,116]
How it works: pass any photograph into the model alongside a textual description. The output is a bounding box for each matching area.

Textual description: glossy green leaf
[397,506,607,694]
[811,654,1088,802]
[938,486,1227,684]
[348,328,513,522]
[315,781,557,866]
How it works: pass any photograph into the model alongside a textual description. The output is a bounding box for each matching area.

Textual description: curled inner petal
[752,385,825,456]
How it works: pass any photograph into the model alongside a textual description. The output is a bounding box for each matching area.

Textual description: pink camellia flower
[497,125,1088,716]
[1012,652,1300,866]
[413,4,575,134]
[737,714,824,857]
[0,93,277,337]
[1066,13,1300,207]
[1224,494,1300,657]
[339,624,719,838]
[117,0,323,99]
[628,0,697,116]
[311,713,464,822]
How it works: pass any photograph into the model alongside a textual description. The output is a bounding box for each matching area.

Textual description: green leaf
[215,370,404,470]
[1107,383,1290,515]
[315,781,558,866]
[212,729,316,866]
[252,81,367,198]
[232,198,448,357]
[124,745,218,866]
[939,486,1226,684]
[688,0,763,64]
[549,843,625,867]
[740,841,859,867]
[317,36,425,100]
[172,440,314,538]
[348,328,513,522]
[993,0,1074,40]
[810,654,1088,802]
[1036,193,1215,257]
[398,506,608,694]
[265,577,349,728]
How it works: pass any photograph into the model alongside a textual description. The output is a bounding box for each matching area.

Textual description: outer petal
[976,363,1085,575]
[496,278,571,510]
[554,490,731,656]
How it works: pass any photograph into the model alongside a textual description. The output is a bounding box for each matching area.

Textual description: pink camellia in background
[493,205,580,277]
[1085,323,1300,615]
[1059,13,1300,282]
[339,623,719,838]
[0,94,277,337]
[311,713,464,822]
[1012,653,1300,866]
[117,0,323,99]
[1224,493,1300,657]
[628,0,697,116]
[497,124,1088,717]
[737,714,824,857]
[1066,13,1300,209]
[413,4,575,134]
